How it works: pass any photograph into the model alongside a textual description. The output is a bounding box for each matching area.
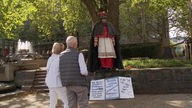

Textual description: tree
[81,0,120,39]
[0,0,36,39]
[176,0,192,37]
[119,0,188,58]
[28,0,91,40]
[18,19,40,42]
[1,0,190,60]
[149,0,188,58]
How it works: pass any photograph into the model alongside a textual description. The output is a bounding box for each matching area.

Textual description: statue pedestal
[91,69,128,80]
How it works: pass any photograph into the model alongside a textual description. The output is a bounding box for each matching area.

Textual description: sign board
[105,77,119,100]
[119,77,134,99]
[89,79,105,100]
[89,77,134,100]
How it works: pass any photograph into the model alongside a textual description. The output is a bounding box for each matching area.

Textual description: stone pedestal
[14,70,36,91]
[89,68,192,94]
[0,63,18,81]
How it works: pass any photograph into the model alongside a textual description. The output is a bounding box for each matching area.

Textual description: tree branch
[80,0,99,24]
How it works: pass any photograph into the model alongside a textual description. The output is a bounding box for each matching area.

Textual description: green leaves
[0,0,190,42]
[123,59,192,68]
[0,0,36,39]
[0,0,95,40]
[62,0,91,34]
[30,0,91,38]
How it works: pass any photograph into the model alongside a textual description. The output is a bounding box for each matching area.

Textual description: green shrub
[123,59,192,68]
[121,43,160,59]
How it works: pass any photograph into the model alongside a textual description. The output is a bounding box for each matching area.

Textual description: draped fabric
[88,21,124,72]
[97,24,116,58]
[96,23,116,68]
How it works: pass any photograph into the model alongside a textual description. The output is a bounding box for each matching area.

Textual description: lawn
[123,59,192,68]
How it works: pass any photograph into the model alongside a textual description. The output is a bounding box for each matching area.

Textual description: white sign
[105,77,119,100]
[89,79,105,100]
[89,77,134,100]
[119,77,134,99]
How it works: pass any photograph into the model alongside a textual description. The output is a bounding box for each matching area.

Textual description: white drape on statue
[98,37,116,58]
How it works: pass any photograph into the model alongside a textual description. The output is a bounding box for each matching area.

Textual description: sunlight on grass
[123,59,192,68]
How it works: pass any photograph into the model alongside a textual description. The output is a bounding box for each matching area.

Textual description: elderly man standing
[59,36,89,108]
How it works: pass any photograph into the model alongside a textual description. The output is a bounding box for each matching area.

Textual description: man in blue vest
[59,36,88,108]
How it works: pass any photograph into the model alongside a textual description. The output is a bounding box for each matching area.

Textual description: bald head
[66,36,78,48]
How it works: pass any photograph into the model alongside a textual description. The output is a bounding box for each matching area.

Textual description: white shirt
[78,53,88,76]
[45,54,62,88]
[45,53,88,87]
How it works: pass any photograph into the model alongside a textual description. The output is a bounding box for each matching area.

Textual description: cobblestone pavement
[0,93,192,108]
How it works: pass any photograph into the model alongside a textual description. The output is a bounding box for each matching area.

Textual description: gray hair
[66,36,77,48]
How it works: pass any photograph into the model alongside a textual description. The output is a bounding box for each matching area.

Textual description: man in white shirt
[59,36,88,108]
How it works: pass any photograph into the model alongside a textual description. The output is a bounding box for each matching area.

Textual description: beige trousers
[67,86,88,108]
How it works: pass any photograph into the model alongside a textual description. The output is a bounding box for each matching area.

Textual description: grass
[123,59,192,68]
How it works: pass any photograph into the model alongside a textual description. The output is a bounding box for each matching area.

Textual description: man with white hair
[59,36,88,108]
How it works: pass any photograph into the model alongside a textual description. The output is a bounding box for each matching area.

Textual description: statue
[88,11,124,72]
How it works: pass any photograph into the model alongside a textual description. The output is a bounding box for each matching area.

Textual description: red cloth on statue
[103,24,108,37]
[96,23,114,38]
[100,58,114,68]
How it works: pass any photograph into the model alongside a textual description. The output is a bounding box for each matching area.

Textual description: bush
[121,43,160,59]
[123,59,192,68]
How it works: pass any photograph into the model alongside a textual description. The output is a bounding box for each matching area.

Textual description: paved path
[0,93,192,108]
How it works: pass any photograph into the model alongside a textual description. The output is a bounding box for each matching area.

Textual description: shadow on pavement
[0,93,192,108]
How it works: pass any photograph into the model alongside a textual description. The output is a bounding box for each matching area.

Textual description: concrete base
[0,63,18,81]
[14,70,36,89]
[91,67,192,94]
[0,82,17,94]
[16,59,47,70]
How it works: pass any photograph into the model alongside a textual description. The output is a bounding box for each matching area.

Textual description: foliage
[28,0,91,39]
[0,0,36,39]
[0,0,92,40]
[120,0,162,42]
[121,43,160,58]
[0,0,191,48]
[123,59,192,68]
[119,0,189,43]
[171,0,191,36]
[120,0,141,39]
[62,0,91,35]
[18,19,40,41]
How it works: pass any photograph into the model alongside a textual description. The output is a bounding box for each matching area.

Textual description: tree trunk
[159,10,173,58]
[81,0,120,39]
[141,2,146,43]
[188,0,192,37]
[108,0,120,39]
[186,0,192,59]
[80,0,99,24]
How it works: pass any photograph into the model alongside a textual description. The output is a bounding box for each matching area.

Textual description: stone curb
[0,90,27,101]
